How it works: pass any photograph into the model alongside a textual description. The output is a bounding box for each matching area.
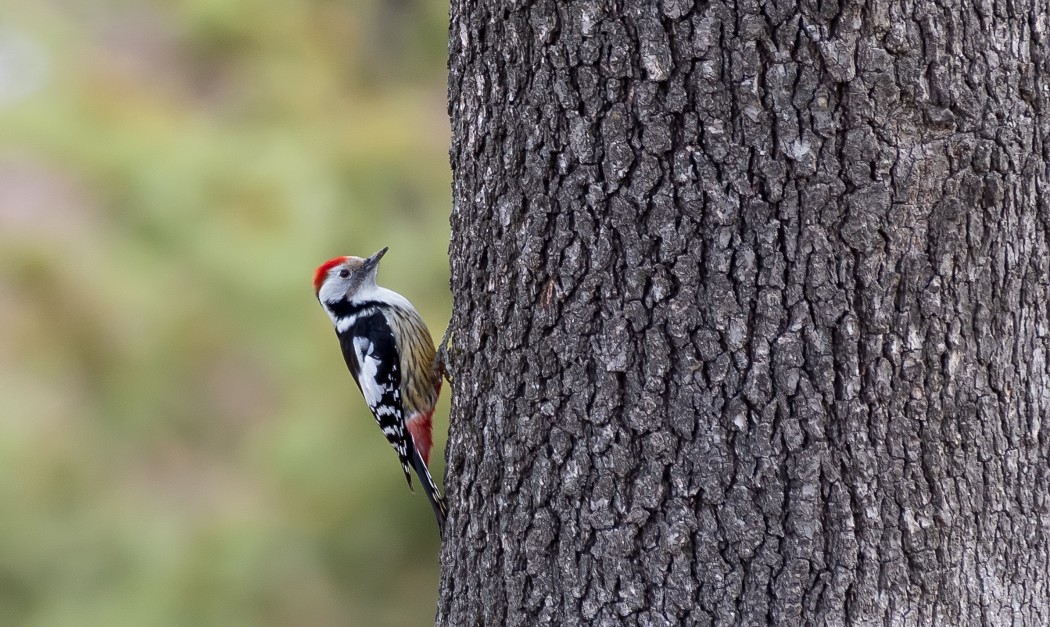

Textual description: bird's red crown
[313,256,348,294]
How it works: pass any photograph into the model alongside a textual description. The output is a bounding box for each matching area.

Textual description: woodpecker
[314,247,447,533]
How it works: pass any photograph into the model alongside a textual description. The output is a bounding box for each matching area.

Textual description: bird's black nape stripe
[325,299,385,320]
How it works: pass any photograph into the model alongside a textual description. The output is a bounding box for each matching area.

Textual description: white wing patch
[336,308,373,334]
[347,313,411,481]
[352,335,404,453]
[336,314,355,334]
[353,336,388,410]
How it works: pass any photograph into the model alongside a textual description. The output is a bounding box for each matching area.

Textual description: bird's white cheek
[319,282,334,303]
[318,279,348,305]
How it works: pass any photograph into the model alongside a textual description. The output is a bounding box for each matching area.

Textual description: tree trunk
[439,0,1050,625]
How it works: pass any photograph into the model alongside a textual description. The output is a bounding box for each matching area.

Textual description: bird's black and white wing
[338,310,414,487]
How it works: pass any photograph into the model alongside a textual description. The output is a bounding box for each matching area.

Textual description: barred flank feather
[387,308,440,413]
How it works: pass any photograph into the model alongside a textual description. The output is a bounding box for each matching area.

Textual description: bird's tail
[410,447,447,535]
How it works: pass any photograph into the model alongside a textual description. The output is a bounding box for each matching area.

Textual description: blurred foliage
[0,0,451,624]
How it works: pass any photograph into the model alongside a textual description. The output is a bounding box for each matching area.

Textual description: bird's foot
[437,323,454,382]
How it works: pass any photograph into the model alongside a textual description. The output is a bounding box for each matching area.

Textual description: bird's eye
[339,269,350,278]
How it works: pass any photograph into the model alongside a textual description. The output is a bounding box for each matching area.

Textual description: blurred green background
[0,1,451,624]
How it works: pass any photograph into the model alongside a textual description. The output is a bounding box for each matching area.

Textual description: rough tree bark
[439,0,1050,625]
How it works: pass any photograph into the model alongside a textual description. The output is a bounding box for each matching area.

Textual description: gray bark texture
[439,0,1050,625]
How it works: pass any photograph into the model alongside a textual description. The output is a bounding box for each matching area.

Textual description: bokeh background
[0,1,451,624]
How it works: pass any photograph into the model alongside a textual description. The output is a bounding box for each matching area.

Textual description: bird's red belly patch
[406,411,434,465]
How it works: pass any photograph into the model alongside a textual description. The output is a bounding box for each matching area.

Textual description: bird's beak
[361,246,388,272]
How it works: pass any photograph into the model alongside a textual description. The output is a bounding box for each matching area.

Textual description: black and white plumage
[314,247,447,533]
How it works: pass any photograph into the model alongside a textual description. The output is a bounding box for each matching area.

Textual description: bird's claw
[437,323,454,382]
